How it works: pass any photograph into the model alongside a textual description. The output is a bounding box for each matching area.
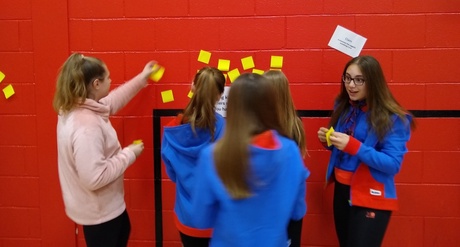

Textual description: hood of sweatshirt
[77,98,110,119]
[162,115,217,160]
[247,130,287,188]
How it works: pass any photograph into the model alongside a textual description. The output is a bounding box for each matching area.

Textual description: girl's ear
[92,79,100,89]
[191,83,196,93]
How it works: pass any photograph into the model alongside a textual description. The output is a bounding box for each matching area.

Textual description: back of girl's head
[226,73,282,136]
[183,67,225,139]
[263,70,290,108]
[53,53,105,113]
[263,70,307,156]
[215,73,283,199]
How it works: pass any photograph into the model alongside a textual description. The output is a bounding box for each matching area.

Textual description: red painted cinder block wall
[0,1,459,246]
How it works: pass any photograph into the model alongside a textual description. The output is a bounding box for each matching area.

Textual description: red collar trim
[251,130,279,149]
[166,114,184,127]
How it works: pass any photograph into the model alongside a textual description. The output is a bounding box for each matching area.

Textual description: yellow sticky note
[228,68,241,83]
[252,69,264,75]
[241,56,255,70]
[133,139,143,144]
[150,65,165,82]
[3,84,15,99]
[161,90,174,103]
[218,59,230,71]
[187,90,193,98]
[270,55,283,68]
[198,50,211,64]
[325,126,335,147]
[0,71,5,83]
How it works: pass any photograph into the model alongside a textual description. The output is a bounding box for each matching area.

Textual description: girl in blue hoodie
[263,70,307,247]
[191,73,309,247]
[161,67,226,247]
[317,56,416,247]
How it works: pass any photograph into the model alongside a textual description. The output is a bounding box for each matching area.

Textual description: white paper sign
[215,86,230,117]
[328,25,367,58]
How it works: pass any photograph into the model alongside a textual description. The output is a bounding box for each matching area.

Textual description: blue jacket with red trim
[161,112,225,236]
[326,110,412,211]
[191,130,309,247]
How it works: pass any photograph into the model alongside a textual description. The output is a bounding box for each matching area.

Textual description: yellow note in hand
[150,64,165,82]
[133,139,143,144]
[325,126,335,147]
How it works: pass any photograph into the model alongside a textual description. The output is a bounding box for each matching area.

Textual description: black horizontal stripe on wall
[152,109,460,247]
[296,110,460,118]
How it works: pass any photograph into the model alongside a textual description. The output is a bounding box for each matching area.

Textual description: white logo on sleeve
[370,189,382,196]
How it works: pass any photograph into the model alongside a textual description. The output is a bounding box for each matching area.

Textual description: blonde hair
[263,70,307,157]
[182,67,225,140]
[53,53,105,114]
[214,73,285,199]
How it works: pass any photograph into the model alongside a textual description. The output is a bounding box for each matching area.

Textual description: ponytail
[183,67,225,140]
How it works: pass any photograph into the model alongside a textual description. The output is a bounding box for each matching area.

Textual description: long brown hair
[53,53,105,114]
[214,73,285,199]
[263,70,307,157]
[329,55,416,140]
[182,67,225,140]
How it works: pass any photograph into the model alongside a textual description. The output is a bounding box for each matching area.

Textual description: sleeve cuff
[123,147,137,165]
[343,136,361,155]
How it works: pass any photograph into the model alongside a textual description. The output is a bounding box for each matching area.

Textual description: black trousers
[83,210,131,247]
[333,182,392,247]
[179,231,210,247]
[287,218,303,247]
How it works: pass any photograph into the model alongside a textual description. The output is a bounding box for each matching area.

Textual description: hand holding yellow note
[133,139,143,144]
[150,64,165,82]
[325,126,335,147]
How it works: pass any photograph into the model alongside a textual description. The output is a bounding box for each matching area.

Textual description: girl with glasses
[317,55,416,247]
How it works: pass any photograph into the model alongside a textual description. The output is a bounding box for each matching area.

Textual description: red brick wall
[0,0,459,246]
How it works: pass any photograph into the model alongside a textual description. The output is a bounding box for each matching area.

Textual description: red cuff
[343,136,361,155]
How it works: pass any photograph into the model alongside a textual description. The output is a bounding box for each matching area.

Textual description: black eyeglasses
[342,75,365,86]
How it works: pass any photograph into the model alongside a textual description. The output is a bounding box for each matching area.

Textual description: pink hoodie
[57,73,147,225]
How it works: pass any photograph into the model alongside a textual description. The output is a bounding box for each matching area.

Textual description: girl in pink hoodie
[53,53,158,247]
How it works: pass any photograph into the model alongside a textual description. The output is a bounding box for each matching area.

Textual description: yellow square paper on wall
[241,56,255,70]
[3,84,15,99]
[270,55,283,68]
[0,71,5,83]
[252,69,264,75]
[198,50,212,64]
[161,90,174,103]
[228,68,240,83]
[218,59,230,72]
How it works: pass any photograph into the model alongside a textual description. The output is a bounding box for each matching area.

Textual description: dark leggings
[83,210,131,247]
[287,218,303,247]
[179,231,210,247]
[333,182,392,247]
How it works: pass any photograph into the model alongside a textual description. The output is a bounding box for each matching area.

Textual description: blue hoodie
[325,107,412,211]
[161,112,225,237]
[191,130,310,247]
